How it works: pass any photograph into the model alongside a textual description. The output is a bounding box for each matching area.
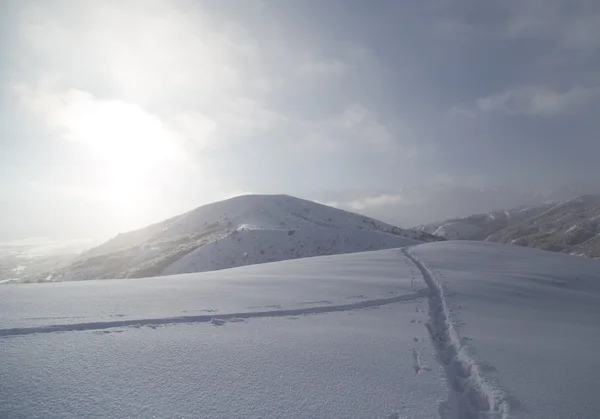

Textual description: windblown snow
[2,241,600,419]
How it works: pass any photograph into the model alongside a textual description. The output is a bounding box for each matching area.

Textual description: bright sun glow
[47,90,185,209]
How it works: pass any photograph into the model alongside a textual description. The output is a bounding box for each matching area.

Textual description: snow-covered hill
[415,203,554,240]
[159,226,417,275]
[416,195,600,259]
[2,241,599,418]
[39,194,437,282]
[431,221,483,240]
[488,194,600,257]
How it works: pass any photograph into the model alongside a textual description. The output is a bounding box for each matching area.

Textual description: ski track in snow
[0,290,427,338]
[402,248,510,419]
[411,347,431,374]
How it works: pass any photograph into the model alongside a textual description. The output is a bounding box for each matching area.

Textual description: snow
[551,212,580,227]
[161,226,420,275]
[409,241,600,419]
[2,241,600,418]
[415,203,555,241]
[47,194,432,282]
[503,203,554,224]
[1,250,443,419]
[160,194,418,239]
[432,222,483,240]
[0,279,18,285]
[0,238,93,283]
[564,223,580,234]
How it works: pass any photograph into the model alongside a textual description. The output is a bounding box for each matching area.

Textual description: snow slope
[408,241,600,419]
[160,226,419,275]
[488,194,600,257]
[418,195,600,259]
[2,242,600,418]
[1,251,444,419]
[432,221,483,240]
[40,194,435,282]
[415,203,554,240]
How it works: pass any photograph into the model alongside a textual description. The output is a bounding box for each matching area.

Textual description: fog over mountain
[310,183,598,228]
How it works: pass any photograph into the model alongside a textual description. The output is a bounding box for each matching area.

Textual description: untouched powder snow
[2,242,600,418]
[1,251,425,331]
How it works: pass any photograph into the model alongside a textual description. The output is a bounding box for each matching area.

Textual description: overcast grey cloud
[1,0,600,239]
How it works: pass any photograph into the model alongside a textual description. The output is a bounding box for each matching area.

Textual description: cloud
[14,86,187,167]
[11,0,600,240]
[170,111,218,152]
[435,1,600,50]
[212,97,288,139]
[14,1,260,105]
[12,85,244,226]
[297,59,347,78]
[297,102,415,156]
[455,85,600,117]
[345,193,404,211]
[315,192,406,225]
[507,0,600,49]
[314,181,581,228]
[12,1,398,158]
[334,103,392,145]
[449,106,479,119]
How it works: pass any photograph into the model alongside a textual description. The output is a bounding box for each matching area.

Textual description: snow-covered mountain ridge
[415,202,555,240]
[416,194,600,258]
[488,194,600,257]
[36,194,438,282]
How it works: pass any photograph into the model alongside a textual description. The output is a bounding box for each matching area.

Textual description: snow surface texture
[1,250,444,419]
[2,242,600,418]
[410,241,600,419]
[403,248,509,419]
[37,194,435,282]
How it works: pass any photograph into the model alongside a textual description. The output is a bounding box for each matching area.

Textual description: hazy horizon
[3,0,600,240]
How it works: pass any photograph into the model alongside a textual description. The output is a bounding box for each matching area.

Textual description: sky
[2,0,600,240]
